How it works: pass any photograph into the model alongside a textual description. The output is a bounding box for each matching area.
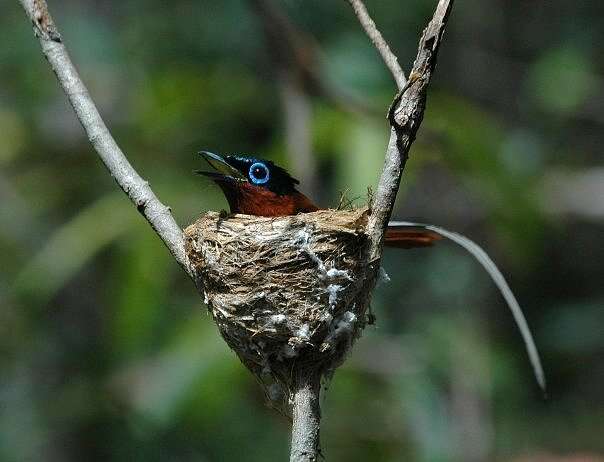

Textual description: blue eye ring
[249,162,270,184]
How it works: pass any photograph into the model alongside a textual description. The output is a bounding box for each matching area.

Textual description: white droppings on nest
[269,314,287,325]
[320,312,333,324]
[337,311,357,333]
[296,323,310,340]
[326,284,344,309]
[321,310,357,352]
[294,226,353,314]
[184,208,377,406]
[326,268,352,280]
[294,228,353,282]
[379,267,391,284]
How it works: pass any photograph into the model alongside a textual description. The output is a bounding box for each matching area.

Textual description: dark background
[1,0,603,461]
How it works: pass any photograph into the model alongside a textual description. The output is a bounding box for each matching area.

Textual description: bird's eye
[249,162,270,184]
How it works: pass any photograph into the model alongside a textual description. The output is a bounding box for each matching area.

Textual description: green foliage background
[1,1,603,461]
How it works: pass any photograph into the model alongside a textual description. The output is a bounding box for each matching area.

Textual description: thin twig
[346,0,407,90]
[289,374,322,462]
[18,0,192,278]
[359,0,454,260]
[282,1,455,457]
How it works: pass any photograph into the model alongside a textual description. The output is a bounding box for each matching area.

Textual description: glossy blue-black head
[197,151,299,195]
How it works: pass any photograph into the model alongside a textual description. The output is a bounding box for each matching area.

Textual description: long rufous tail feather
[385,226,442,248]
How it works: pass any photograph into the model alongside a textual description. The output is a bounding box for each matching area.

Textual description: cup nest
[185,208,378,406]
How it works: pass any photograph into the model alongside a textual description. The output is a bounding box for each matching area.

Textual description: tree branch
[289,373,322,462]
[346,0,407,90]
[347,0,455,259]
[282,2,455,457]
[18,0,192,278]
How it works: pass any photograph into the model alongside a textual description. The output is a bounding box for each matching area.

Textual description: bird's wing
[387,221,546,393]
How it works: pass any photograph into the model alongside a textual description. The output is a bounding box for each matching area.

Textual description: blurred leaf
[427,93,547,258]
[109,316,230,425]
[335,118,386,200]
[13,193,137,304]
[541,301,604,354]
[0,368,49,462]
[132,65,274,152]
[322,33,391,98]
[526,46,598,116]
[0,109,26,165]
[111,231,171,359]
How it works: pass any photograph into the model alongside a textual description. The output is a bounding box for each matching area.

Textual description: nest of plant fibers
[185,208,377,406]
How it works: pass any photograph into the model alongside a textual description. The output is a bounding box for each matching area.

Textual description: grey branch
[18,0,192,278]
[290,374,322,462]
[286,1,456,458]
[346,0,407,90]
[357,0,455,259]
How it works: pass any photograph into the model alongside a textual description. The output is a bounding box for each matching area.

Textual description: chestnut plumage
[195,151,546,392]
[197,151,440,248]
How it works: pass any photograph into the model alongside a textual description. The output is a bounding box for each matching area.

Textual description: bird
[196,150,546,392]
[196,151,441,249]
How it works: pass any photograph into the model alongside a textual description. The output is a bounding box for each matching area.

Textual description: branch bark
[287,1,456,458]
[346,0,407,90]
[18,0,192,278]
[350,0,455,260]
[289,373,322,462]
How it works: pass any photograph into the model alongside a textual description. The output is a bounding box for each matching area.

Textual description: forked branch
[288,2,456,461]
[290,374,322,462]
[347,0,454,259]
[19,1,456,460]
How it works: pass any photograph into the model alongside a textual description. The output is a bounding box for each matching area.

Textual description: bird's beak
[196,151,246,182]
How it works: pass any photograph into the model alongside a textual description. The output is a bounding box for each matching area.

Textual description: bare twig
[348,3,548,397]
[289,374,322,462]
[281,1,454,457]
[351,0,454,259]
[18,0,192,277]
[346,0,407,90]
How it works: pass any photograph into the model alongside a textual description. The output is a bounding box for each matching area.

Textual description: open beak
[196,151,246,182]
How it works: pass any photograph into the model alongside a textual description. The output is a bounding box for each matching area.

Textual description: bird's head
[197,151,299,194]
[196,151,309,215]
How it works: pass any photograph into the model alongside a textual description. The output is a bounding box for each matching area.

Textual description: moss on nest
[185,208,378,407]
